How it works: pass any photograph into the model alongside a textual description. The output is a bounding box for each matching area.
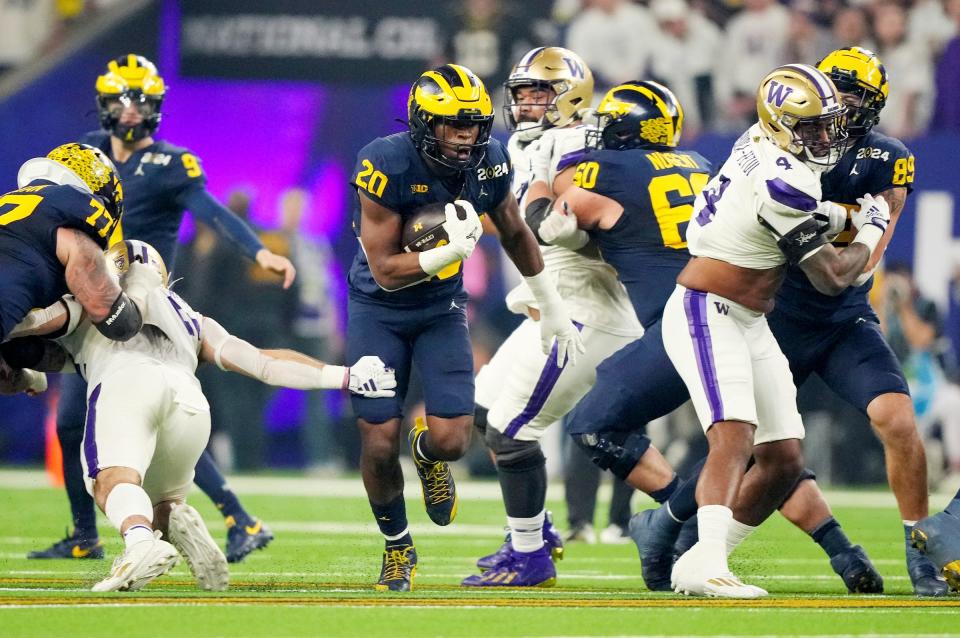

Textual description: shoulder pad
[356,135,414,177]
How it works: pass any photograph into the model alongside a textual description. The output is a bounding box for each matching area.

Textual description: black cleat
[375,544,418,592]
[830,545,884,593]
[28,528,103,560]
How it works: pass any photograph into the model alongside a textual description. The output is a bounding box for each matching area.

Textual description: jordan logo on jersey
[714,302,729,315]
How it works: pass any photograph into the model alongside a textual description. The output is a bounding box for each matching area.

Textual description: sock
[666,474,699,521]
[810,517,853,559]
[194,450,254,527]
[697,504,732,547]
[725,518,756,555]
[903,521,917,543]
[413,430,439,465]
[58,423,98,538]
[649,475,679,504]
[371,495,410,542]
[122,524,154,548]
[509,511,545,553]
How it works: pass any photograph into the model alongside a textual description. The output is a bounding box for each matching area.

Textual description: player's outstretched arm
[55,228,142,341]
[799,194,891,295]
[6,296,83,340]
[180,189,297,289]
[488,193,584,367]
[199,317,396,397]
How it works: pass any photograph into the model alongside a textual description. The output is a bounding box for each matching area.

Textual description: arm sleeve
[177,188,263,261]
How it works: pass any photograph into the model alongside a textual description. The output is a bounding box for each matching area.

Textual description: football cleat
[167,503,229,591]
[628,509,680,592]
[671,540,767,599]
[829,545,884,594]
[462,546,556,587]
[409,418,458,526]
[564,522,597,544]
[912,512,960,593]
[91,530,179,592]
[375,544,418,592]
[225,516,274,563]
[28,528,104,560]
[476,512,565,572]
[674,516,699,558]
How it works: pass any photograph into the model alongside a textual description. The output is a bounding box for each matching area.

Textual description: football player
[348,63,582,592]
[0,142,137,345]
[2,240,395,592]
[464,47,644,588]
[534,81,712,588]
[638,48,942,598]
[659,63,889,598]
[30,55,296,564]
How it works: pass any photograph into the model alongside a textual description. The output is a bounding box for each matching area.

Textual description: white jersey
[688,123,825,270]
[59,285,204,387]
[505,127,642,337]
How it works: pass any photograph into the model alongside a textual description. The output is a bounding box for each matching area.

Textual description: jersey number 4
[648,173,710,249]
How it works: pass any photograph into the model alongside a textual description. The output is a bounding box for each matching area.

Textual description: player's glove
[420,200,483,277]
[850,193,891,256]
[529,133,555,186]
[539,201,589,250]
[21,369,47,396]
[812,201,848,240]
[524,270,585,368]
[347,356,397,398]
[852,193,890,233]
[123,260,164,311]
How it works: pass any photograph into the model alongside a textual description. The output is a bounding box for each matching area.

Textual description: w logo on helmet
[766,81,794,108]
[563,57,585,79]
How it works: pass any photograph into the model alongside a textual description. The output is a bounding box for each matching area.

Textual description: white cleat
[167,503,229,591]
[671,539,768,599]
[92,530,179,592]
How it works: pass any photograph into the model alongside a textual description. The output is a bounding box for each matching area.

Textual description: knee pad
[474,405,489,438]
[485,427,544,472]
[104,482,154,530]
[573,431,651,480]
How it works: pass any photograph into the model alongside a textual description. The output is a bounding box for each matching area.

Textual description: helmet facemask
[97,90,163,142]
[413,112,493,171]
[828,74,885,138]
[503,81,557,142]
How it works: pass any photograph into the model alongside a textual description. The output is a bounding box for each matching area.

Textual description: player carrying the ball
[347,63,583,592]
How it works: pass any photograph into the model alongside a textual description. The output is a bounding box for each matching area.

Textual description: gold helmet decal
[408,64,495,171]
[756,64,848,169]
[96,54,166,141]
[504,47,594,140]
[587,81,683,150]
[816,47,888,136]
[105,239,169,287]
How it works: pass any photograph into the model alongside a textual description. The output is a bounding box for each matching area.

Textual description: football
[401,202,465,253]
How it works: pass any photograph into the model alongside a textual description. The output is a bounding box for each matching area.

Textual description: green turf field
[0,469,957,637]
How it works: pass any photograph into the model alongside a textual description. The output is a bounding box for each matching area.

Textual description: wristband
[851,224,883,256]
[418,244,461,277]
[318,364,349,390]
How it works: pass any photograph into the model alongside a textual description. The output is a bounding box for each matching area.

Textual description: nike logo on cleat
[245,521,262,535]
[72,545,92,558]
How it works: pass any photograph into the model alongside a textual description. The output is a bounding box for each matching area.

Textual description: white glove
[851,193,890,233]
[524,270,585,367]
[529,133,555,185]
[347,356,397,398]
[419,200,483,277]
[123,260,164,311]
[539,201,589,250]
[22,369,47,396]
[812,201,848,240]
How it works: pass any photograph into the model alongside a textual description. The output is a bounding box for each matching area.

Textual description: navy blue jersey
[776,131,914,324]
[0,180,118,338]
[348,133,512,305]
[79,131,262,268]
[577,148,712,328]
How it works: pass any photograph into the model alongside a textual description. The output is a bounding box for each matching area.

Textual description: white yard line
[1,469,956,509]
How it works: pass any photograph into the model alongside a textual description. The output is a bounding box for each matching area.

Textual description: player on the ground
[30,54,295,564]
[1,142,137,345]
[635,47,943,597]
[464,48,643,588]
[502,77,711,584]
[3,240,395,592]
[660,63,889,598]
[348,63,582,592]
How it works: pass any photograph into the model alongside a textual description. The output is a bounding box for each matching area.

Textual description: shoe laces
[424,462,453,504]
[381,547,414,582]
